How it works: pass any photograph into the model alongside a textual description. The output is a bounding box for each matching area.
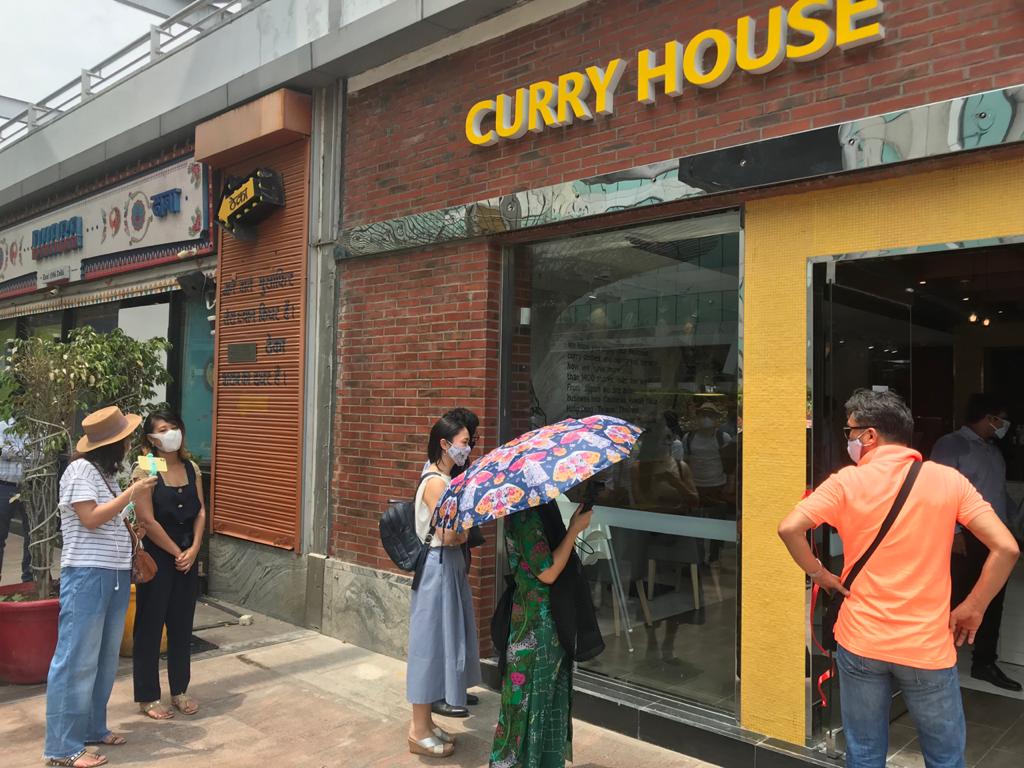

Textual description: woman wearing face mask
[131,409,206,720]
[406,414,480,758]
[45,406,157,768]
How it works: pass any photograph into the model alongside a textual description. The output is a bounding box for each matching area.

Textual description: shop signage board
[465,0,885,146]
[0,158,209,290]
[216,168,286,239]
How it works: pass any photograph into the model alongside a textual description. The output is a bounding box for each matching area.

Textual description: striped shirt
[58,459,131,570]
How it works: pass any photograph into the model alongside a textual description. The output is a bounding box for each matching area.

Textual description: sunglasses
[842,425,875,439]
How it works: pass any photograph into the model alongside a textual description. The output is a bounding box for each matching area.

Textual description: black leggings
[132,545,199,702]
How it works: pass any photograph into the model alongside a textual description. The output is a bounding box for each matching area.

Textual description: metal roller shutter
[210,140,309,550]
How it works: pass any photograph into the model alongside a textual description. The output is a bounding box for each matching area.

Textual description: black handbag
[491,574,517,679]
[379,472,441,574]
[820,461,921,652]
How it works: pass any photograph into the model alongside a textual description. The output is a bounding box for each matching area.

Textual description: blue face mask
[447,443,471,467]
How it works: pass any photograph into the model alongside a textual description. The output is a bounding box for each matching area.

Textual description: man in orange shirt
[779,390,1019,768]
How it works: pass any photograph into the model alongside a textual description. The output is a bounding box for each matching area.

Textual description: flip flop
[86,733,126,746]
[45,749,108,767]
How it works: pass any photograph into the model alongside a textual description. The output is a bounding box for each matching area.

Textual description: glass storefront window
[0,319,15,364]
[75,302,119,333]
[119,301,170,405]
[179,294,214,462]
[24,311,64,342]
[506,213,742,712]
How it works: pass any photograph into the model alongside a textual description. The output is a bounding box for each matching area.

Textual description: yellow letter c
[466,99,498,146]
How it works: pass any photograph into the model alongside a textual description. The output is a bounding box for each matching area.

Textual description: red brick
[343,1,1019,228]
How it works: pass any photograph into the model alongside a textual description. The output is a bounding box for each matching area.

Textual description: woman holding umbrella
[406,414,480,758]
[433,414,643,768]
[489,501,593,768]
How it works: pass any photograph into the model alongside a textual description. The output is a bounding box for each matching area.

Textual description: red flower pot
[0,582,59,684]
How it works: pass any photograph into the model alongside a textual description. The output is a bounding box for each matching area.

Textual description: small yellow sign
[217,178,256,225]
[138,455,168,473]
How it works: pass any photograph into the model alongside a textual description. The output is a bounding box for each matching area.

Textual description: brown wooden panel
[210,139,309,551]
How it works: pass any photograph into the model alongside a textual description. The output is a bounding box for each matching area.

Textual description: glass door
[811,261,914,751]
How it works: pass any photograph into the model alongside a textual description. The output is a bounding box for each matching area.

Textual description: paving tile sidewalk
[1,599,719,768]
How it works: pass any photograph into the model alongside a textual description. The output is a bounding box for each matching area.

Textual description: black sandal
[45,749,108,767]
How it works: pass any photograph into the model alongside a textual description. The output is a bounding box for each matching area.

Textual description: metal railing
[0,0,266,152]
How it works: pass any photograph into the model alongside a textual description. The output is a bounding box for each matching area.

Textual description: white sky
[0,0,160,103]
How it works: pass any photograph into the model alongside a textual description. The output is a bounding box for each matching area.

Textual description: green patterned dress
[489,510,572,768]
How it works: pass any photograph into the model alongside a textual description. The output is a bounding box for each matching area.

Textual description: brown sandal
[172,694,199,715]
[140,701,174,720]
[45,749,108,767]
[408,735,455,758]
[86,733,126,746]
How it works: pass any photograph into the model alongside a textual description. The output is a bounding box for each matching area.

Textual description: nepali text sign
[465,0,885,146]
[0,158,208,290]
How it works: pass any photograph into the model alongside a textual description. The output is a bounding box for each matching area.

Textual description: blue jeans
[44,567,130,760]
[837,645,966,768]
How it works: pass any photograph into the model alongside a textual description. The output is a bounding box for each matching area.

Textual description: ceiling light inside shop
[983,318,991,327]
[919,280,927,285]
[969,313,978,323]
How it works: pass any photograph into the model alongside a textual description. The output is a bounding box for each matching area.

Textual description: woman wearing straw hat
[44,406,157,768]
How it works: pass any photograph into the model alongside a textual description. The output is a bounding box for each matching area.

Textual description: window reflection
[510,214,741,711]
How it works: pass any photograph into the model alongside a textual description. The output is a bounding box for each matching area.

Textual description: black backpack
[380,472,441,572]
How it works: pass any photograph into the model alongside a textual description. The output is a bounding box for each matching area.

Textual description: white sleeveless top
[414,470,450,548]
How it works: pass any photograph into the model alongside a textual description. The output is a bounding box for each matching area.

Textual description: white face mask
[847,438,864,464]
[150,429,182,453]
[994,418,1011,440]
[446,442,471,467]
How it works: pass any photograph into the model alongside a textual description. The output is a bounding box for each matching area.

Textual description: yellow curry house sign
[465,0,886,146]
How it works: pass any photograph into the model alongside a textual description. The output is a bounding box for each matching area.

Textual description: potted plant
[0,327,169,684]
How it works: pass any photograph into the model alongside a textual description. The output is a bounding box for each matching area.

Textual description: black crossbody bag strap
[419,471,445,546]
[842,460,922,592]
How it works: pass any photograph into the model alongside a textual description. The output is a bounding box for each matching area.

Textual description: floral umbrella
[435,415,643,531]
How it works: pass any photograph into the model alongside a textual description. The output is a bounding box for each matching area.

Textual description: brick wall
[331,242,502,650]
[343,0,1024,228]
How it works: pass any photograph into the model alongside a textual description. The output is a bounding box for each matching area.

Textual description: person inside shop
[422,406,483,718]
[683,403,737,510]
[131,408,207,719]
[406,414,480,759]
[932,393,1021,692]
[44,406,157,768]
[0,416,31,584]
[633,410,699,511]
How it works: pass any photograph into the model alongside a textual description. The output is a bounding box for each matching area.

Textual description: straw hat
[696,402,725,418]
[75,406,142,453]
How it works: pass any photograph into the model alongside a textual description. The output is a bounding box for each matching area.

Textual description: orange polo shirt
[797,445,995,669]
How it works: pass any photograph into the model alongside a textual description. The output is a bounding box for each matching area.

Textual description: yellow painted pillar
[741,154,1024,744]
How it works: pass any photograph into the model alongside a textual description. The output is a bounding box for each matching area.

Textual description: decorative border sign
[0,158,210,291]
[465,0,885,146]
